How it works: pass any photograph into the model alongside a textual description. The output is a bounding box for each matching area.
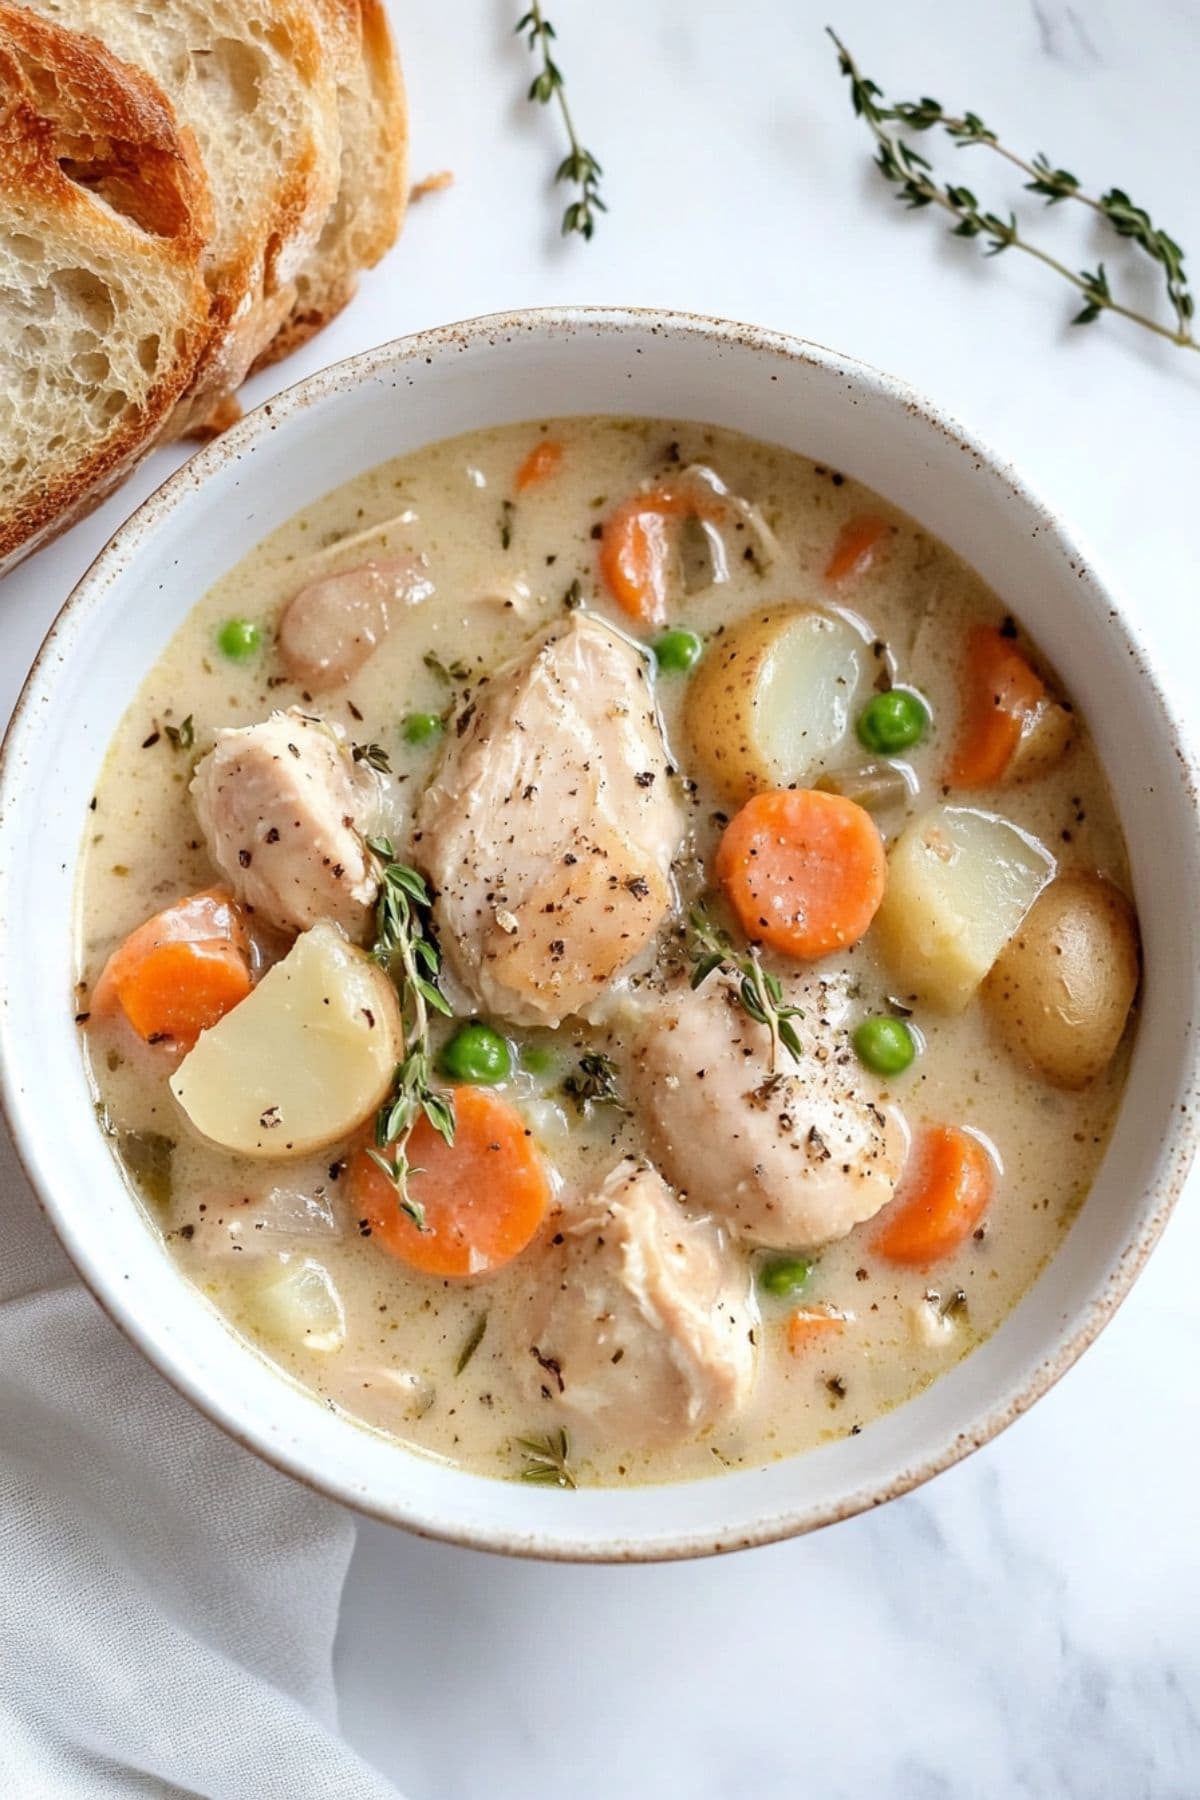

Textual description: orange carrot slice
[90,888,252,1049]
[715,788,887,960]
[515,438,564,492]
[946,625,1046,788]
[598,482,726,627]
[349,1086,550,1279]
[786,1304,849,1354]
[873,1124,996,1266]
[824,514,891,585]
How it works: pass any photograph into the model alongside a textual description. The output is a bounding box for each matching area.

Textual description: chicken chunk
[416,614,683,1027]
[191,709,381,940]
[506,1159,757,1449]
[631,975,908,1251]
[277,554,434,692]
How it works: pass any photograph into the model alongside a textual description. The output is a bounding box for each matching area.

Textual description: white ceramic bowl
[2,309,1197,1560]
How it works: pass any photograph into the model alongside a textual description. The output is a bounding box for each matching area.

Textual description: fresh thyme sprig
[516,4,606,240]
[828,28,1197,352]
[688,906,804,1074]
[366,838,455,1231]
[516,1427,577,1488]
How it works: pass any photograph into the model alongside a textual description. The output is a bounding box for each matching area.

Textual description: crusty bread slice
[26,0,343,428]
[0,3,211,572]
[252,0,407,372]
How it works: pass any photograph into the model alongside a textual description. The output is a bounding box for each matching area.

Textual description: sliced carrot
[873,1124,996,1266]
[946,624,1046,788]
[715,788,887,960]
[824,514,891,585]
[349,1086,550,1279]
[515,438,564,492]
[786,1305,849,1354]
[90,888,252,1050]
[598,481,726,627]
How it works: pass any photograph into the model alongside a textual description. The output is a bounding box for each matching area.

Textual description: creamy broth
[76,417,1135,1487]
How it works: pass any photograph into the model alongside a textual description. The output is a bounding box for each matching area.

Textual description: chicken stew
[76,418,1139,1489]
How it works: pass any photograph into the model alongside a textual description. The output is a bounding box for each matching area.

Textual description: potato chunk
[244,1258,347,1354]
[685,605,868,803]
[171,921,401,1156]
[983,873,1140,1087]
[876,805,1054,1011]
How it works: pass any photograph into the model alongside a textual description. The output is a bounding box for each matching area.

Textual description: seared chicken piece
[506,1159,757,1449]
[416,614,683,1027]
[191,709,381,940]
[631,975,908,1251]
[277,554,433,691]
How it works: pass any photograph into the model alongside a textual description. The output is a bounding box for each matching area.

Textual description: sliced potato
[685,604,867,803]
[983,873,1139,1087]
[171,920,402,1157]
[245,1257,347,1354]
[876,805,1055,1011]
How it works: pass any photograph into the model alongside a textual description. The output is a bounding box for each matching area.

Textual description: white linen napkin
[0,1128,402,1799]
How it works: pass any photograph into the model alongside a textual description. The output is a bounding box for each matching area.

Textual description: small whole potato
[982,873,1140,1088]
[684,604,867,803]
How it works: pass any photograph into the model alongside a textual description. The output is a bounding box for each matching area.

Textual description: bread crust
[248,0,407,375]
[0,2,212,569]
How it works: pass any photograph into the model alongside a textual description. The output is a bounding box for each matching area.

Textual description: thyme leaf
[828,28,1196,353]
[164,715,194,753]
[687,905,804,1074]
[456,1311,489,1376]
[423,651,470,684]
[516,1427,577,1488]
[365,838,456,1228]
[515,5,606,241]
[561,1051,628,1115]
[352,741,392,773]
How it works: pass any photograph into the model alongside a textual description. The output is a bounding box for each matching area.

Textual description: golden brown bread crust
[168,0,341,433]
[0,2,212,569]
[247,0,407,376]
[0,3,211,250]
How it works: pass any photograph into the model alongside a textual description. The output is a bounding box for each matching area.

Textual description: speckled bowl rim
[1,307,1197,1561]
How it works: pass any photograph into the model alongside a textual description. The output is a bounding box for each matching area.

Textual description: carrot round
[515,438,563,492]
[715,788,887,960]
[598,482,725,627]
[873,1124,996,1266]
[824,514,891,585]
[90,888,252,1049]
[349,1086,550,1279]
[947,625,1045,788]
[786,1305,848,1354]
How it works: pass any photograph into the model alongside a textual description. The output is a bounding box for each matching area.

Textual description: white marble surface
[2,1,1198,1794]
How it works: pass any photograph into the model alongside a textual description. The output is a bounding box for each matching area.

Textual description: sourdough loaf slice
[0,3,211,572]
[253,0,407,371]
[26,0,343,429]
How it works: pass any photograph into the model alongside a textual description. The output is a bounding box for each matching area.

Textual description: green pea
[653,629,704,675]
[856,687,929,754]
[440,1022,512,1085]
[403,711,443,746]
[217,617,262,662]
[853,1015,917,1077]
[759,1256,814,1300]
[519,1045,556,1077]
